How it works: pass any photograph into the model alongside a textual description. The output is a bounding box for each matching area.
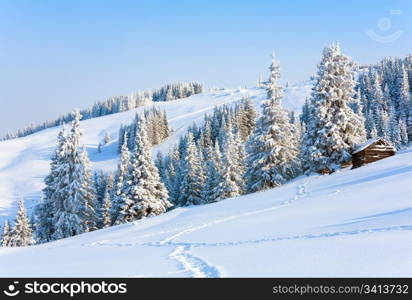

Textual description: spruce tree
[238,97,257,141]
[400,118,408,146]
[199,118,213,155]
[52,111,97,240]
[119,115,172,222]
[393,64,409,125]
[111,133,131,224]
[388,101,402,149]
[35,126,66,243]
[101,189,111,228]
[94,171,108,208]
[1,220,11,247]
[301,44,366,173]
[93,171,111,229]
[201,142,223,203]
[164,146,181,205]
[216,126,245,198]
[365,110,378,139]
[178,132,205,206]
[246,53,299,192]
[10,199,33,247]
[407,98,412,142]
[161,109,170,140]
[155,152,165,180]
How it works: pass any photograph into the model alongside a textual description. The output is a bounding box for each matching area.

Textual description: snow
[0,83,310,223]
[0,146,411,276]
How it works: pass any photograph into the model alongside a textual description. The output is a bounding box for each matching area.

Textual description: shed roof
[353,138,396,154]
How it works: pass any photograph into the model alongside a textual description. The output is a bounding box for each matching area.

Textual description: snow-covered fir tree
[93,171,113,229]
[198,118,213,153]
[34,126,66,243]
[238,97,257,141]
[364,75,382,139]
[163,146,182,205]
[155,152,166,181]
[365,109,378,139]
[216,125,245,198]
[408,97,412,141]
[93,171,108,207]
[246,53,300,192]
[394,65,410,146]
[101,189,111,228]
[178,132,205,206]
[52,111,98,240]
[388,101,402,149]
[301,44,366,173]
[118,115,172,222]
[392,64,409,124]
[111,133,131,225]
[201,142,224,203]
[1,220,11,247]
[165,88,174,101]
[400,118,408,146]
[10,199,33,247]
[351,88,364,116]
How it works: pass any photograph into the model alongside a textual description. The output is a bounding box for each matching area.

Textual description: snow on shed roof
[353,138,395,154]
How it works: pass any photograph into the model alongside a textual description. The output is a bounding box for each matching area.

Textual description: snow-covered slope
[0,83,311,224]
[0,146,411,277]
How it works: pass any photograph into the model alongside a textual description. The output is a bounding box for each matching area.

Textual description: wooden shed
[351,138,396,169]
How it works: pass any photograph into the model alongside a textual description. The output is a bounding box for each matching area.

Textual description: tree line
[1,82,202,141]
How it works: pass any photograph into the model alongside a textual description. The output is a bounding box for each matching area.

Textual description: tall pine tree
[35,126,66,243]
[301,44,366,173]
[52,111,97,240]
[111,133,131,225]
[10,199,33,247]
[1,220,11,247]
[246,53,299,192]
[178,132,205,206]
[118,115,172,222]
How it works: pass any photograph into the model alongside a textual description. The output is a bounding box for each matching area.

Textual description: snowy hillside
[0,146,411,277]
[0,83,311,224]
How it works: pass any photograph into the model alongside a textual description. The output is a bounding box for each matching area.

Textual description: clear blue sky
[0,0,411,135]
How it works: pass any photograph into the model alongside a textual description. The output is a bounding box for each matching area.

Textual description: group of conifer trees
[0,199,33,247]
[155,97,259,205]
[118,107,170,153]
[154,52,302,206]
[2,43,411,246]
[26,109,172,244]
[356,56,412,149]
